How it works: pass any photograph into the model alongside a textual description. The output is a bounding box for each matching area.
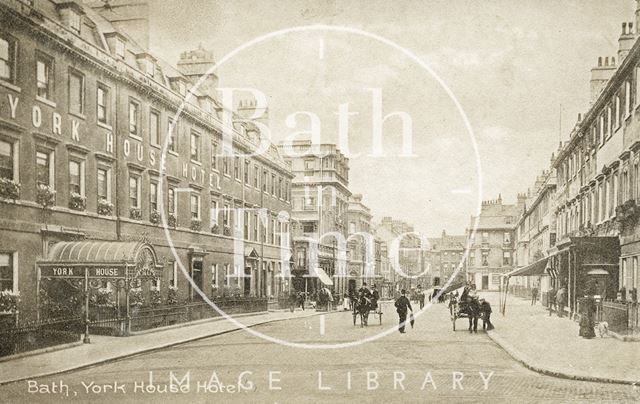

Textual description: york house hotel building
[0,0,294,321]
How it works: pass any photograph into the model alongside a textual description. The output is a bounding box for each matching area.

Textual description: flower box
[130,207,142,220]
[69,192,86,211]
[223,225,232,236]
[190,219,202,231]
[150,289,162,307]
[168,214,177,228]
[167,287,179,305]
[150,209,161,225]
[0,178,20,201]
[97,199,114,216]
[129,288,144,307]
[211,223,219,234]
[0,290,20,313]
[36,184,56,208]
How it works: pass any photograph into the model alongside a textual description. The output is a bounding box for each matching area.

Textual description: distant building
[279,140,351,297]
[465,195,523,290]
[427,230,466,288]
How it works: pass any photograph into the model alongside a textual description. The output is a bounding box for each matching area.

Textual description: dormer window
[178,81,186,95]
[69,10,81,34]
[145,59,154,77]
[115,38,125,59]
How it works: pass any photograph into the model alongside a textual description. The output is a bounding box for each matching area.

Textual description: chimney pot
[630,22,634,33]
[612,57,616,65]
[598,56,603,67]
[605,56,609,66]
[623,22,627,34]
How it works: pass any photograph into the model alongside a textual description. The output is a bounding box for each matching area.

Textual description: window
[244,160,250,184]
[254,165,259,188]
[145,59,154,76]
[97,167,110,202]
[304,197,316,210]
[0,139,14,180]
[68,70,84,115]
[469,251,475,266]
[225,264,231,287]
[115,38,125,59]
[297,248,306,268]
[69,10,81,34]
[190,131,200,162]
[97,85,109,124]
[129,100,139,136]
[210,199,218,228]
[36,150,53,187]
[36,54,53,100]
[503,232,511,244]
[190,194,200,220]
[211,264,218,288]
[234,156,240,179]
[0,253,14,291]
[0,35,16,83]
[211,142,218,170]
[481,251,489,266]
[129,176,140,208]
[304,160,314,171]
[253,213,258,241]
[222,155,230,176]
[278,177,283,199]
[223,203,230,227]
[150,182,158,212]
[170,261,178,287]
[168,187,176,214]
[271,174,276,195]
[149,110,160,145]
[167,118,177,152]
[482,232,489,243]
[68,160,83,195]
[262,170,267,192]
[502,251,511,266]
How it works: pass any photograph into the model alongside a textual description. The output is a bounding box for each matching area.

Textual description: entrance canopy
[305,267,334,286]
[507,257,549,277]
[39,241,161,280]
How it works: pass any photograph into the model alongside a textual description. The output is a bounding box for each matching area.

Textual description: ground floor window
[0,139,16,180]
[0,252,13,291]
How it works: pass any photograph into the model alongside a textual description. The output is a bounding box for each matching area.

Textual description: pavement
[1,300,637,403]
[0,308,326,386]
[482,292,640,385]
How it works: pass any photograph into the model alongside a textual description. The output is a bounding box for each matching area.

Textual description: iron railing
[0,317,82,358]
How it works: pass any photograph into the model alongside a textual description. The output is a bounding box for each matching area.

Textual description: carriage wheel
[379,312,382,325]
[452,314,456,331]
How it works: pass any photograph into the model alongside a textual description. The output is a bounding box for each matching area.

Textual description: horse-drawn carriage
[450,295,482,331]
[352,294,382,327]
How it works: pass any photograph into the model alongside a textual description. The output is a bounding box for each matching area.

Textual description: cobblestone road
[1,301,638,403]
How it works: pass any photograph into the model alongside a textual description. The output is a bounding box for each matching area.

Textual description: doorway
[482,275,489,290]
[244,266,251,296]
[348,279,356,296]
[191,259,203,300]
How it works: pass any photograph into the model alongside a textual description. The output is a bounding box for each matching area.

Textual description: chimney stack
[90,0,150,49]
[176,45,219,102]
[590,56,617,103]
[619,21,635,61]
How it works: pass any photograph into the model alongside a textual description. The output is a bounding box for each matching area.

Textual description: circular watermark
[157,24,483,349]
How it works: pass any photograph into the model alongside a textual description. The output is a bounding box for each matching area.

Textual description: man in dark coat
[394,289,413,334]
[479,298,494,330]
[371,284,380,311]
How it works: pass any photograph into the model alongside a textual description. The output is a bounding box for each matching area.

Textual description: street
[1,301,637,403]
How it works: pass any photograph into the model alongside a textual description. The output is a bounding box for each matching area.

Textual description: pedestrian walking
[531,285,538,305]
[417,285,425,310]
[479,298,494,331]
[548,286,557,316]
[394,289,413,334]
[556,286,566,318]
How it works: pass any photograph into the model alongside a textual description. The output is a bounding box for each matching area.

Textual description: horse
[353,294,372,327]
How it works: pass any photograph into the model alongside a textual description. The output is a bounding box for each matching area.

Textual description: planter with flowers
[223,225,232,236]
[0,290,19,313]
[167,286,179,305]
[92,287,114,307]
[190,219,202,232]
[129,288,144,307]
[168,214,177,228]
[150,209,161,225]
[0,178,20,201]
[150,287,162,307]
[36,184,56,208]
[211,223,219,234]
[129,207,142,220]
[69,192,86,211]
[97,199,114,216]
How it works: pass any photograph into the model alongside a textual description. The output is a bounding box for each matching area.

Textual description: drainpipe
[115,80,121,241]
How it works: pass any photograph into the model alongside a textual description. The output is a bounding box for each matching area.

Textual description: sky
[146,0,634,236]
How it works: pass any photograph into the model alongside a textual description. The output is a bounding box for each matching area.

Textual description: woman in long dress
[579,295,596,339]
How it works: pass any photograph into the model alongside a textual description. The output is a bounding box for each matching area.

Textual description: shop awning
[39,241,161,279]
[507,257,549,277]
[305,267,334,286]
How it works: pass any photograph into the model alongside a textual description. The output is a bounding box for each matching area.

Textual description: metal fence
[0,317,82,358]
[88,297,269,335]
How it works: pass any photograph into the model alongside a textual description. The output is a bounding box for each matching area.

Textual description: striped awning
[507,257,549,277]
[42,241,157,267]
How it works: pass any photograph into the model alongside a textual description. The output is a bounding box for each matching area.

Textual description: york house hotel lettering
[0,0,294,321]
